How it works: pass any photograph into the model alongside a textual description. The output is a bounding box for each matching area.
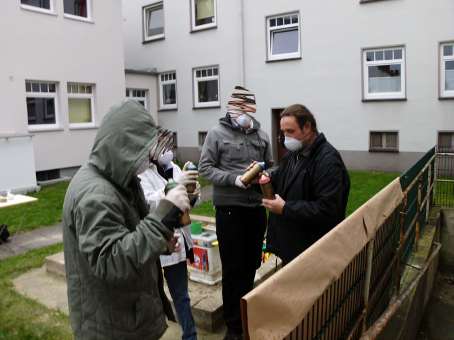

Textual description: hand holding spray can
[259,172,275,199]
[240,162,265,186]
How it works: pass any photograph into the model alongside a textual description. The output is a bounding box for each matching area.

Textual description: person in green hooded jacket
[62,100,189,339]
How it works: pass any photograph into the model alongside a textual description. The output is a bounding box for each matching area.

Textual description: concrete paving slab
[0,224,62,260]
[13,266,226,339]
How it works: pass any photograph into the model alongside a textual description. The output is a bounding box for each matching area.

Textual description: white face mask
[158,150,174,167]
[236,114,252,128]
[135,158,150,175]
[284,136,303,152]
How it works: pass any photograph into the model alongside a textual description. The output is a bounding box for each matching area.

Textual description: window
[190,0,217,31]
[363,47,406,100]
[198,131,207,148]
[67,83,95,128]
[267,12,301,61]
[126,88,148,109]
[64,0,90,20]
[440,42,454,98]
[438,132,454,153]
[369,131,399,152]
[143,2,164,42]
[193,66,220,108]
[25,80,58,130]
[159,72,177,110]
[20,0,52,12]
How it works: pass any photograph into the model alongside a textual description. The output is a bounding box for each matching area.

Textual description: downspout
[240,0,246,86]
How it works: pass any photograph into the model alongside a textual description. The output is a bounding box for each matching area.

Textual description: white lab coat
[139,162,194,267]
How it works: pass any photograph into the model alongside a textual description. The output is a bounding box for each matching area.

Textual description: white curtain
[368,77,401,93]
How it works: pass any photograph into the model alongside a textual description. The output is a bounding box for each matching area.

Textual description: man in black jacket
[263,104,350,265]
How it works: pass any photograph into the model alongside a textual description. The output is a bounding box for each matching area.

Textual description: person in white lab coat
[139,149,199,340]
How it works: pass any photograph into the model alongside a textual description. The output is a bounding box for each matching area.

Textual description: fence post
[433,150,438,203]
[396,197,407,294]
[415,177,422,251]
[362,238,375,333]
[426,162,432,223]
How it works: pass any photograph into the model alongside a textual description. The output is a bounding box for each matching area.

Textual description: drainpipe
[240,0,246,86]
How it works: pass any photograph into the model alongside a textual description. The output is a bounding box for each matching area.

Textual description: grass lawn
[0,243,72,340]
[0,170,400,235]
[0,181,69,235]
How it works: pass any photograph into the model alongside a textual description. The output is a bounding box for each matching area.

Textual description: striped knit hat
[227,86,256,116]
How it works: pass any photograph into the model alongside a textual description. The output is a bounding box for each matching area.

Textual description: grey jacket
[199,116,272,207]
[62,101,174,340]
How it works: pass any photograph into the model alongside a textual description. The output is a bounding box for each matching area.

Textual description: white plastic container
[188,230,222,285]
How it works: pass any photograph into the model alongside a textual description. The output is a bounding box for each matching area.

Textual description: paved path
[0,224,62,260]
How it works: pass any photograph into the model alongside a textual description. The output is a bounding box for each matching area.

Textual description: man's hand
[262,194,285,215]
[167,234,179,253]
[235,176,247,189]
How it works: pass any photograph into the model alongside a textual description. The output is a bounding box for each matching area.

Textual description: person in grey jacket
[62,101,189,340]
[199,86,272,340]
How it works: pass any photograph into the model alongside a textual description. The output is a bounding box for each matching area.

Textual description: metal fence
[434,147,454,207]
[243,147,446,340]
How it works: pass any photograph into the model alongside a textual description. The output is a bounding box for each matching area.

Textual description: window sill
[20,5,57,16]
[28,126,64,133]
[69,125,98,130]
[369,149,399,153]
[143,36,165,44]
[439,95,454,100]
[190,24,217,33]
[362,97,407,102]
[193,105,221,110]
[64,14,94,23]
[158,107,178,112]
[360,0,393,3]
[266,56,302,63]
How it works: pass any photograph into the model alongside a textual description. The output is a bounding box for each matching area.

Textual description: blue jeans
[163,261,197,340]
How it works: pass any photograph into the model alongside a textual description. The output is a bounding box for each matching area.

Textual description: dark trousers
[215,206,267,335]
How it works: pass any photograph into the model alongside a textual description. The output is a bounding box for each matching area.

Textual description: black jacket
[266,133,350,264]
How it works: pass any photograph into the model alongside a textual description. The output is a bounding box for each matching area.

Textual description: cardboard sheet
[242,178,404,340]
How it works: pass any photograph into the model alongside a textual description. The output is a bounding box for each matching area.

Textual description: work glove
[163,184,190,213]
[176,170,198,187]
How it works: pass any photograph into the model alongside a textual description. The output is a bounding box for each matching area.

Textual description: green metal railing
[278,147,440,340]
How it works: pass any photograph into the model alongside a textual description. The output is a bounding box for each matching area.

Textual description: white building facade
[122,0,454,171]
[1,0,126,191]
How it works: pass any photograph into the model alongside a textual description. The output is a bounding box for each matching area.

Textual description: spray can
[184,161,198,194]
[164,179,191,226]
[240,162,265,186]
[259,173,275,199]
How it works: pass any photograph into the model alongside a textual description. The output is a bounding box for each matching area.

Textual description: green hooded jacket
[62,101,174,339]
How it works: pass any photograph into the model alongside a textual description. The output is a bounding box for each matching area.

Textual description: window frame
[362,46,406,101]
[20,0,55,15]
[142,2,165,43]
[369,131,399,153]
[198,131,208,149]
[63,0,92,22]
[67,82,95,129]
[25,80,60,131]
[440,41,454,99]
[190,0,217,32]
[437,131,454,153]
[159,71,177,111]
[266,11,301,62]
[126,88,149,110]
[193,65,220,108]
